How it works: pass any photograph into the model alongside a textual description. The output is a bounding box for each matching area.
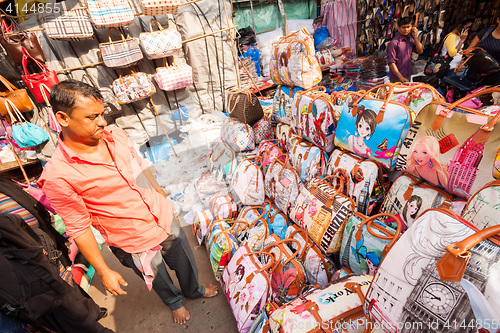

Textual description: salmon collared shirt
[37,127,172,253]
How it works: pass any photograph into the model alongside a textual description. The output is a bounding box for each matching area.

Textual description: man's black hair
[50,80,102,116]
[398,17,412,27]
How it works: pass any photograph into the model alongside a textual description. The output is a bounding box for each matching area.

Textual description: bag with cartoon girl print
[380,174,454,231]
[272,85,304,124]
[339,213,402,276]
[377,82,445,121]
[395,86,500,199]
[269,28,322,89]
[221,245,276,333]
[290,175,355,255]
[264,154,303,216]
[290,86,338,153]
[257,140,285,176]
[275,123,298,153]
[325,148,389,216]
[334,83,412,170]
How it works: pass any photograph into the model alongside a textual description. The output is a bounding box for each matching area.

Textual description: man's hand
[100,269,128,295]
[401,77,410,83]
[411,27,419,38]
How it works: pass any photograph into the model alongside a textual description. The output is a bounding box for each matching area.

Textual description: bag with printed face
[325,148,389,216]
[462,180,500,230]
[334,84,412,169]
[289,138,328,184]
[380,174,454,230]
[269,274,373,333]
[275,123,298,153]
[290,175,355,255]
[395,87,500,199]
[221,245,275,333]
[340,213,402,276]
[290,86,338,153]
[272,85,304,124]
[264,155,303,216]
[269,28,322,89]
[364,209,500,333]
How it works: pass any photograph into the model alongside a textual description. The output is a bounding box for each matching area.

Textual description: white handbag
[139,19,182,60]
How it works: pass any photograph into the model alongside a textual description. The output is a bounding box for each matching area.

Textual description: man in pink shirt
[38,80,217,324]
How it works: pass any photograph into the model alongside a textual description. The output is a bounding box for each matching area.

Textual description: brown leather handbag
[227,87,264,125]
[0,74,34,116]
[0,14,45,66]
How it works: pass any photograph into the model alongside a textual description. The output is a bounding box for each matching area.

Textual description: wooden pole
[181,26,237,44]
[0,121,30,185]
[238,58,263,96]
[148,97,178,158]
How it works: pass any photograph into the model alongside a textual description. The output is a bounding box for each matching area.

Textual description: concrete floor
[87,226,239,333]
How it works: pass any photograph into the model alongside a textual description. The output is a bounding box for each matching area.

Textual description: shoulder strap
[479,26,496,45]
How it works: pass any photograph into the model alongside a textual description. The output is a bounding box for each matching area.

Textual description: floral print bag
[221,244,276,333]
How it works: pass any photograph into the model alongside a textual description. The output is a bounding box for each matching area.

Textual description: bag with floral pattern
[221,245,276,333]
[290,175,355,255]
[269,274,373,333]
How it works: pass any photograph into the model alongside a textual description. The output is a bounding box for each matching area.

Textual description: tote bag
[99,28,143,68]
[154,59,193,91]
[395,87,500,199]
[139,19,182,60]
[5,100,49,148]
[86,0,134,29]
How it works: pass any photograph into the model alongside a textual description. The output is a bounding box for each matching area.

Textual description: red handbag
[21,48,59,103]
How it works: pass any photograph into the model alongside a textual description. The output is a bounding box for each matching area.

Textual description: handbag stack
[194,82,500,332]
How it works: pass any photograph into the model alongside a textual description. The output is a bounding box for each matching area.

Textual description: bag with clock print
[363,207,500,333]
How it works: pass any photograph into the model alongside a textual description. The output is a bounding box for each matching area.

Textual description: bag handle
[21,47,49,77]
[351,83,395,124]
[356,212,402,258]
[454,47,483,73]
[380,83,445,103]
[436,224,500,282]
[0,74,18,92]
[107,27,126,43]
[309,174,345,207]
[237,250,276,275]
[262,238,302,265]
[430,87,500,134]
[81,73,98,88]
[4,99,27,124]
[149,18,164,32]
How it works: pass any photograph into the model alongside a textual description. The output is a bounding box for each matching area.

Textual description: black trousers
[110,222,204,310]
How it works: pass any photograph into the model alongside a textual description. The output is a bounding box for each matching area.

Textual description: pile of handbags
[195,81,500,333]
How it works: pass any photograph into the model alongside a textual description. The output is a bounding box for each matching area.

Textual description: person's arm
[143,166,166,197]
[74,228,128,295]
[412,27,423,54]
[389,63,409,82]
[468,35,481,49]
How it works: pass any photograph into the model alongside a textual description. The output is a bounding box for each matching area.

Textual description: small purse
[139,19,182,60]
[0,74,34,115]
[154,58,193,91]
[21,48,59,104]
[227,88,264,125]
[112,70,156,104]
[4,100,49,148]
[44,2,94,41]
[140,0,179,16]
[0,15,45,66]
[99,28,143,69]
[85,0,134,29]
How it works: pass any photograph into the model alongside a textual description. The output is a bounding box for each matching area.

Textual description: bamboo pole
[0,121,30,185]
[222,0,241,89]
[181,25,237,44]
[238,57,263,96]
[148,97,178,158]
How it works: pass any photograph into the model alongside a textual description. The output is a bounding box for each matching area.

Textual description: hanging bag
[4,100,49,148]
[85,0,134,29]
[340,212,402,276]
[364,209,500,333]
[99,27,143,69]
[81,74,122,115]
[154,57,193,91]
[0,74,34,115]
[112,69,156,104]
[140,0,179,16]
[39,84,61,133]
[226,87,264,125]
[396,87,500,199]
[334,83,412,169]
[43,2,94,41]
[21,48,59,104]
[0,14,45,66]
[290,174,355,255]
[139,19,182,60]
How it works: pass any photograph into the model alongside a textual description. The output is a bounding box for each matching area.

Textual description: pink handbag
[154,59,193,91]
